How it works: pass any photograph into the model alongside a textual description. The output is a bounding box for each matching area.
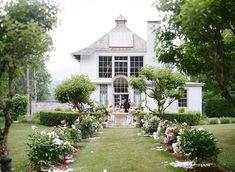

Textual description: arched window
[113,77,128,93]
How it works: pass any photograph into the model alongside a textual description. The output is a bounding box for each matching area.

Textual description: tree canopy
[155,0,235,110]
[55,75,96,112]
[129,66,186,114]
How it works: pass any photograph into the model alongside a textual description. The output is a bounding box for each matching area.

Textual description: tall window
[130,56,143,77]
[99,56,112,78]
[133,90,141,106]
[100,84,108,104]
[178,89,187,107]
[113,77,128,93]
[114,56,128,76]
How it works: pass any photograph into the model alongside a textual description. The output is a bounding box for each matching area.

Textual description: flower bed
[28,114,102,171]
[139,115,223,171]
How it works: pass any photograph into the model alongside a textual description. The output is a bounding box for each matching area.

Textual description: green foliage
[178,107,185,113]
[0,0,59,160]
[209,119,219,125]
[89,112,103,120]
[205,99,235,117]
[39,111,80,126]
[55,75,96,112]
[129,66,186,114]
[79,115,101,139]
[35,65,51,101]
[178,128,220,163]
[27,129,74,170]
[142,115,160,134]
[54,107,63,111]
[53,125,81,146]
[134,112,148,127]
[220,118,230,124]
[154,112,201,126]
[155,0,235,110]
[10,94,27,120]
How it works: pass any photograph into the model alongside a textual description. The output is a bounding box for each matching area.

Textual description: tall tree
[15,64,52,101]
[155,0,235,111]
[0,0,58,170]
[129,66,186,115]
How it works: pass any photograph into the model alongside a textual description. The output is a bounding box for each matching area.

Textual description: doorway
[114,94,128,107]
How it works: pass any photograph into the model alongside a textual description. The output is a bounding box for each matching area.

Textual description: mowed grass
[196,124,235,171]
[8,123,51,172]
[70,128,185,172]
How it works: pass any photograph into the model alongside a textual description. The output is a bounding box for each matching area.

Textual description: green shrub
[142,115,160,134]
[134,112,148,127]
[0,110,3,117]
[178,128,220,163]
[54,107,63,111]
[178,107,185,113]
[154,112,201,126]
[79,115,100,139]
[18,113,40,124]
[40,111,80,126]
[220,118,230,124]
[209,119,219,125]
[89,112,103,120]
[10,94,27,120]
[28,130,74,170]
[231,119,235,123]
[205,99,235,117]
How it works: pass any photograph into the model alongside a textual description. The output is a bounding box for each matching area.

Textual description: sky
[46,0,159,80]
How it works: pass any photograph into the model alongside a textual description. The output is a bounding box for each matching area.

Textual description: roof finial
[115,14,127,27]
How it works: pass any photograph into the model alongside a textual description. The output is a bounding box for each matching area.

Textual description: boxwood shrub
[153,112,201,126]
[89,112,103,120]
[205,99,235,117]
[40,111,80,126]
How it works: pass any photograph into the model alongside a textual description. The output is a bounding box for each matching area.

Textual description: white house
[72,15,203,113]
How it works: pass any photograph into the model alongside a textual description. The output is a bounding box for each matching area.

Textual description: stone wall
[31,101,71,114]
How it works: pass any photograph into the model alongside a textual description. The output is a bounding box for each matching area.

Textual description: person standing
[123,99,130,113]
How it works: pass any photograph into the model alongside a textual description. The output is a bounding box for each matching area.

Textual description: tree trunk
[26,66,31,116]
[0,69,14,172]
[0,109,12,172]
[217,80,235,112]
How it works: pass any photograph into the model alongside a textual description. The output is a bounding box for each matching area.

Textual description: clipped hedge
[205,99,235,117]
[40,111,80,126]
[153,112,201,126]
[89,112,103,120]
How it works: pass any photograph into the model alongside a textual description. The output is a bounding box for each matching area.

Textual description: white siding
[80,54,98,79]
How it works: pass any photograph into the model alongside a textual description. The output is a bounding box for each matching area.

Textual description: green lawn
[7,123,235,172]
[8,123,51,172]
[70,128,185,172]
[196,124,235,171]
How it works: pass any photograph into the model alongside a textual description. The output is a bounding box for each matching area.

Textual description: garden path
[70,128,185,172]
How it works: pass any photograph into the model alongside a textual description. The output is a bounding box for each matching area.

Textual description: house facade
[72,15,203,113]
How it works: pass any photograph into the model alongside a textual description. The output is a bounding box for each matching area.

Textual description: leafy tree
[35,65,51,101]
[0,0,58,170]
[155,0,235,111]
[55,75,96,112]
[15,64,52,101]
[129,66,186,115]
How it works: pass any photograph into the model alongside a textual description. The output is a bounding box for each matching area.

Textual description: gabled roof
[72,15,147,58]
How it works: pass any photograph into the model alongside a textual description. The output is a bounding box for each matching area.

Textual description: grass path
[70,128,185,172]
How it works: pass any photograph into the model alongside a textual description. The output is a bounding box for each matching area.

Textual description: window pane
[99,56,112,78]
[178,89,187,107]
[130,56,143,77]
